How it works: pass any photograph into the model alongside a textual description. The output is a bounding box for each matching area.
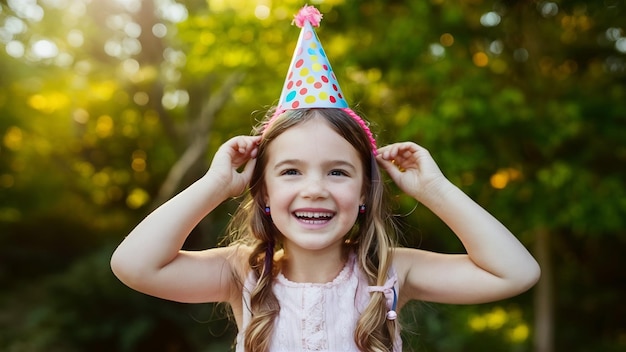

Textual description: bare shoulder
[201,243,254,291]
[392,247,435,286]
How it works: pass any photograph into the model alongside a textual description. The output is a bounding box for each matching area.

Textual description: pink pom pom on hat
[293,4,323,28]
[276,5,349,111]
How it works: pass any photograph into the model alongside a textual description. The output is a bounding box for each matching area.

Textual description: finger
[240,136,259,152]
[376,155,404,179]
[231,137,260,163]
[393,154,417,170]
[240,156,257,181]
[393,144,423,166]
[376,145,399,162]
[245,136,261,157]
[235,137,250,155]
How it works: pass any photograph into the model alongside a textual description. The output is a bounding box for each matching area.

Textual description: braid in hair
[353,154,399,351]
[244,240,279,352]
[354,222,397,351]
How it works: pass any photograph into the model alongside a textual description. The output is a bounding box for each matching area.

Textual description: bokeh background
[1,0,624,351]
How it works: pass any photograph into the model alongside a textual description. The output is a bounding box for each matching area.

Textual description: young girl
[110,6,540,352]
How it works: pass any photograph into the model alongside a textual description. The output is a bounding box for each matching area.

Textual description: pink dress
[235,253,402,351]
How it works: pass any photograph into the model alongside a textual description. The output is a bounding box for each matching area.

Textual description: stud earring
[359,204,366,214]
[264,206,271,216]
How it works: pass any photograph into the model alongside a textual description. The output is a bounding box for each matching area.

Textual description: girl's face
[263,115,365,255]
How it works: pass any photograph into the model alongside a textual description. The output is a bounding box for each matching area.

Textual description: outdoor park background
[1,0,624,351]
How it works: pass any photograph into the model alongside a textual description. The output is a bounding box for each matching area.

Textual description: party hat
[276,5,349,111]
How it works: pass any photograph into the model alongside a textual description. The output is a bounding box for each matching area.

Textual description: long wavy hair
[226,108,399,351]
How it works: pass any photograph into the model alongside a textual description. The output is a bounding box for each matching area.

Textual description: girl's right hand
[205,135,261,198]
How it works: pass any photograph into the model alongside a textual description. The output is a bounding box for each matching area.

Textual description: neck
[280,245,348,283]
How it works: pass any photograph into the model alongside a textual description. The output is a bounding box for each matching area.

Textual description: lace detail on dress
[301,287,327,350]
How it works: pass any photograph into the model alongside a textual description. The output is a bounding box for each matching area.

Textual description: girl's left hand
[376,142,447,200]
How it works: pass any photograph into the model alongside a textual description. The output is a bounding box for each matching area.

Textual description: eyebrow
[273,159,358,172]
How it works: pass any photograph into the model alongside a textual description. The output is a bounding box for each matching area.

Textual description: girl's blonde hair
[226,108,399,351]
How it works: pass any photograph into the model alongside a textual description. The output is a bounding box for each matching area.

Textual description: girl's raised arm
[377,142,540,305]
[110,135,260,304]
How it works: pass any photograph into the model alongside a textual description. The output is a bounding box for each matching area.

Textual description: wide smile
[293,211,335,224]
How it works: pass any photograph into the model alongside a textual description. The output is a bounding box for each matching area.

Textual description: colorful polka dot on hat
[276,5,349,111]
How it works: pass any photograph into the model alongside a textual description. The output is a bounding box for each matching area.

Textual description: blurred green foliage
[1,0,625,351]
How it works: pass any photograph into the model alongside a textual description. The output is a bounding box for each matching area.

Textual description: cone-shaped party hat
[276,5,348,111]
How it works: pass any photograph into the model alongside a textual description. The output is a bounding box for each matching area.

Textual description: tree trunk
[151,72,246,208]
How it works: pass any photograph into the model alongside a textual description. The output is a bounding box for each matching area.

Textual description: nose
[300,176,329,199]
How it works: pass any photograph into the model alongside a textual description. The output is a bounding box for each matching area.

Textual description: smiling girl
[110,6,540,352]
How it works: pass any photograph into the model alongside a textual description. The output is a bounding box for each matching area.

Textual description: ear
[359,194,366,205]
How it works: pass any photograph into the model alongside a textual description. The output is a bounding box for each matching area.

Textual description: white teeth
[294,211,333,219]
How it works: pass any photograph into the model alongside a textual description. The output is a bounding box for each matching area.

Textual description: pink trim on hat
[342,108,378,155]
[262,108,378,155]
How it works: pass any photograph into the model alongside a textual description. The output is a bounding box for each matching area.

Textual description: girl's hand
[205,135,261,198]
[376,142,447,201]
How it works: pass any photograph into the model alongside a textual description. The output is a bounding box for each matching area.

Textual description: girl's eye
[281,169,299,176]
[329,169,348,177]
